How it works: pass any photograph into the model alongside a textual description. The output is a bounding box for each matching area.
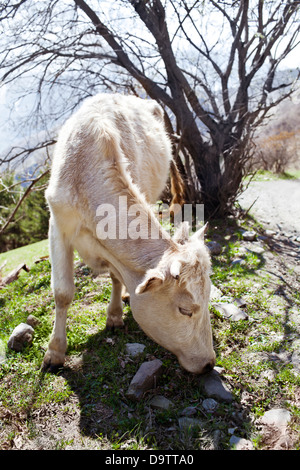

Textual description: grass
[0,239,49,277]
[246,168,300,182]
[0,216,300,450]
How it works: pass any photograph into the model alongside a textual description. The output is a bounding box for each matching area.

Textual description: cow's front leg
[106,272,124,330]
[42,218,74,372]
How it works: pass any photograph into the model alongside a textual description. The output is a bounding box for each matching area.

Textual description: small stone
[234,298,247,308]
[149,395,174,410]
[26,314,41,329]
[178,417,203,431]
[259,408,291,427]
[202,398,218,412]
[242,230,257,241]
[7,323,34,352]
[260,369,276,382]
[0,339,6,364]
[125,343,146,357]
[180,406,197,417]
[230,435,254,450]
[210,284,223,301]
[127,359,163,401]
[200,369,233,403]
[291,351,300,374]
[265,229,277,237]
[247,245,265,255]
[206,241,222,256]
[213,302,248,321]
[231,258,246,266]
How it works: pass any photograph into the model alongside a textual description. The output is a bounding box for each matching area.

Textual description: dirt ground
[238,178,300,237]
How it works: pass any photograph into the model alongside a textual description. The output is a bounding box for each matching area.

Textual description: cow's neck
[99,230,171,292]
[89,164,175,290]
[92,197,173,290]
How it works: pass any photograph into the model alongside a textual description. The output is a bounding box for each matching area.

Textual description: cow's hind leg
[106,272,124,330]
[42,217,75,372]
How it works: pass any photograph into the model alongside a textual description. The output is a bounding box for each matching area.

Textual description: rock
[180,406,197,417]
[202,398,218,412]
[259,408,291,428]
[178,417,203,431]
[0,339,6,364]
[7,323,34,352]
[200,369,233,403]
[127,359,163,401]
[234,298,247,308]
[291,351,300,374]
[149,395,174,410]
[265,229,277,237]
[26,314,41,329]
[125,343,146,357]
[247,245,265,255]
[230,435,254,450]
[260,369,276,382]
[210,284,223,301]
[231,258,246,266]
[206,241,222,256]
[242,230,257,241]
[213,302,248,321]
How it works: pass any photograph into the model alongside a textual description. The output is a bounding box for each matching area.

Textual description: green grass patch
[0,219,300,450]
[0,239,49,276]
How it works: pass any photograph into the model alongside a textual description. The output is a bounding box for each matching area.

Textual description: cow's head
[130,222,215,374]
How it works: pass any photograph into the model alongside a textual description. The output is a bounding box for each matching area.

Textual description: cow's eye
[179,307,192,317]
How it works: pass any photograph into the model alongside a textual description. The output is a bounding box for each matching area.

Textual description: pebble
[178,417,203,431]
[210,284,223,301]
[292,351,300,374]
[202,398,218,412]
[206,241,222,256]
[212,302,248,321]
[231,258,246,266]
[230,435,254,450]
[180,406,197,417]
[125,343,146,357]
[0,339,6,364]
[200,369,233,403]
[258,408,291,428]
[26,314,41,329]
[265,229,277,237]
[7,323,34,352]
[149,395,174,410]
[247,245,265,255]
[242,230,257,241]
[126,359,163,401]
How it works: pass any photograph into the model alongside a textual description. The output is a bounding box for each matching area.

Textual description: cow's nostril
[203,361,214,374]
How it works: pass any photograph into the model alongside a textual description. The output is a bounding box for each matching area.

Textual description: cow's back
[46,94,172,216]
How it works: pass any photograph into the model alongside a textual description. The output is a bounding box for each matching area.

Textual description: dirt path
[238,178,300,238]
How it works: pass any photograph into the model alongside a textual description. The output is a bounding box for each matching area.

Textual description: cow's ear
[135,270,164,294]
[191,222,208,242]
[173,221,189,245]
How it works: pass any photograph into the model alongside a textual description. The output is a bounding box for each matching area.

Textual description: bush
[252,130,300,174]
[0,172,49,252]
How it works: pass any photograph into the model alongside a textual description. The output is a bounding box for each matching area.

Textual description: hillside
[0,206,299,450]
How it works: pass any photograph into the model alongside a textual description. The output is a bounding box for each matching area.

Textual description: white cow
[42,93,215,374]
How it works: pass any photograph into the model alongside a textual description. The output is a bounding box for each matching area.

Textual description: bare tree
[0,0,299,217]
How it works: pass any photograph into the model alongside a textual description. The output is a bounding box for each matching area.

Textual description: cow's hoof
[105,323,125,333]
[42,349,65,374]
[41,360,64,374]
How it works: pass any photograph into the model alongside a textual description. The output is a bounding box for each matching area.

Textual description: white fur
[43,93,215,374]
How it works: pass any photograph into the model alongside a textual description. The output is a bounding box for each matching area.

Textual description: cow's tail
[169,159,185,214]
